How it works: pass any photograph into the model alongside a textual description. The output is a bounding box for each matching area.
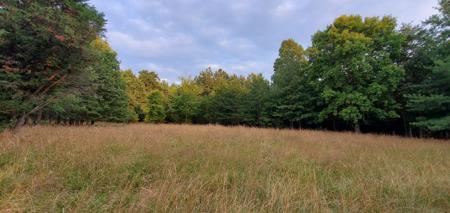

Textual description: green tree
[39,38,130,125]
[195,67,230,96]
[311,15,404,132]
[0,0,105,129]
[195,68,231,123]
[407,60,450,135]
[243,73,271,127]
[121,70,147,122]
[211,75,248,125]
[89,38,130,122]
[146,90,166,123]
[167,78,201,123]
[139,70,161,92]
[395,24,435,135]
[272,39,315,128]
[406,0,450,136]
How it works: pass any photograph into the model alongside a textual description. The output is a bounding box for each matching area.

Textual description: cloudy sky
[89,0,437,82]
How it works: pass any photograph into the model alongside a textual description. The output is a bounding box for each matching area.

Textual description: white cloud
[128,18,165,35]
[107,31,196,58]
[217,37,256,53]
[273,0,311,17]
[143,63,179,73]
[199,61,272,77]
[274,1,296,16]
[90,0,439,83]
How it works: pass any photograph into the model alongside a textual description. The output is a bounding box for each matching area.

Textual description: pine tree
[243,73,270,127]
[406,0,450,135]
[211,75,248,125]
[90,38,130,122]
[0,0,105,128]
[272,39,314,128]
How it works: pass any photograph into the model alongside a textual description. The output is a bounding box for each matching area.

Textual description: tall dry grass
[0,124,449,212]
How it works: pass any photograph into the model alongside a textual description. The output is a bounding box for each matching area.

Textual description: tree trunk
[332,119,336,131]
[402,112,409,137]
[14,113,28,130]
[354,123,361,133]
[36,110,43,125]
[26,116,32,126]
[13,102,51,130]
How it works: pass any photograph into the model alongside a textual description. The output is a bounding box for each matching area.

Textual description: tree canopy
[1,0,448,138]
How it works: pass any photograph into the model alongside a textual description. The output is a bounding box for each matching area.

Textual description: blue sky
[89,0,437,82]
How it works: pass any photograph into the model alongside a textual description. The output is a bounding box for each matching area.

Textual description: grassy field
[0,124,449,212]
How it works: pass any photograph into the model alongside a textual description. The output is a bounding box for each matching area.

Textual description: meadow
[0,124,449,212]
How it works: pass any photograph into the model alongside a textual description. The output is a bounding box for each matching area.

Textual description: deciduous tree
[311,15,404,132]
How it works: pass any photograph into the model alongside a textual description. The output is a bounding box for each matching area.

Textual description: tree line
[0,0,130,129]
[1,0,449,138]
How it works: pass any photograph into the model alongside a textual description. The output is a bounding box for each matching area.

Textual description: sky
[89,0,438,83]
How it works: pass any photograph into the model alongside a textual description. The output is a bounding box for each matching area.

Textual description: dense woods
[0,0,449,138]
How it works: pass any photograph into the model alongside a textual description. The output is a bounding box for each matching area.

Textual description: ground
[0,124,449,212]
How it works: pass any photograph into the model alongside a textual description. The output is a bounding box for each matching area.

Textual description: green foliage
[139,70,161,92]
[210,76,248,125]
[405,0,450,134]
[272,39,318,128]
[311,15,404,131]
[167,78,201,123]
[194,68,233,123]
[0,0,105,127]
[243,74,271,126]
[89,38,130,122]
[407,58,450,132]
[146,90,166,123]
[134,105,146,122]
[1,0,448,138]
[121,70,148,122]
[41,38,130,124]
[195,67,230,96]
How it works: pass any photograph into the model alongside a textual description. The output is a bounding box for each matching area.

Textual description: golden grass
[0,124,449,212]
